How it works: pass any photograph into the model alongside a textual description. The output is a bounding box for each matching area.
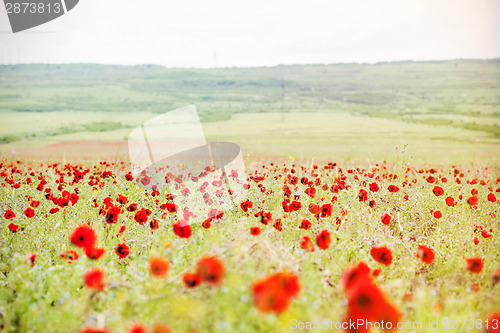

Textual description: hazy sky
[1,0,499,67]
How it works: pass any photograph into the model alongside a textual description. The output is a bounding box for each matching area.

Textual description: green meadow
[0,60,499,164]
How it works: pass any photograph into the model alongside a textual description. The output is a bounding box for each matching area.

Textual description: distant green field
[0,61,499,164]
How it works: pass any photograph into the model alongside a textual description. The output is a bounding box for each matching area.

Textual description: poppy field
[0,157,499,333]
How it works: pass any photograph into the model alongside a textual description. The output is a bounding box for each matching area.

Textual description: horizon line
[1,57,499,70]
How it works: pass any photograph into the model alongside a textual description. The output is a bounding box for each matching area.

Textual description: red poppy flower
[240,200,253,212]
[300,236,315,252]
[105,205,121,224]
[320,203,332,217]
[127,203,138,212]
[305,186,316,198]
[416,245,435,264]
[369,182,379,192]
[481,229,492,238]
[149,218,159,230]
[387,185,399,192]
[467,195,478,206]
[250,226,261,236]
[164,202,177,213]
[129,323,147,333]
[115,243,130,258]
[27,253,36,267]
[24,207,35,218]
[346,276,387,317]
[49,208,59,214]
[273,219,283,232]
[432,186,444,196]
[85,246,105,260]
[8,222,20,232]
[358,189,368,202]
[151,324,171,333]
[345,280,402,327]
[308,203,320,215]
[4,209,16,219]
[487,193,497,203]
[465,258,484,273]
[370,246,393,266]
[173,221,192,238]
[485,312,500,333]
[341,262,371,291]
[150,257,170,277]
[445,196,456,207]
[290,200,302,211]
[182,272,202,288]
[60,249,79,262]
[70,225,97,249]
[316,230,331,250]
[84,268,105,291]
[134,209,149,225]
[299,219,311,230]
[196,256,224,285]
[255,211,272,225]
[381,213,391,225]
[251,272,300,314]
[433,210,442,219]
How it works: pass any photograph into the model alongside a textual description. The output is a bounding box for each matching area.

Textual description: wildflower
[387,184,399,192]
[4,209,15,219]
[250,226,261,236]
[129,324,147,333]
[152,324,171,333]
[467,195,478,206]
[150,257,170,277]
[240,200,253,212]
[173,221,192,238]
[381,213,391,225]
[485,313,500,333]
[432,186,444,196]
[85,246,105,260]
[369,182,379,192]
[8,222,20,232]
[251,272,300,314]
[316,230,331,250]
[299,219,311,230]
[416,245,435,264]
[300,236,315,252]
[196,256,224,285]
[465,258,484,273]
[24,207,35,218]
[182,272,202,288]
[115,243,130,258]
[60,249,79,263]
[370,246,393,266]
[445,196,456,207]
[84,268,105,291]
[70,225,96,249]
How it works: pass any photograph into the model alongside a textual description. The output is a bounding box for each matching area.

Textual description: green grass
[0,159,498,332]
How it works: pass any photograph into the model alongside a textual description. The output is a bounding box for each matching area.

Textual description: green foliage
[0,160,498,332]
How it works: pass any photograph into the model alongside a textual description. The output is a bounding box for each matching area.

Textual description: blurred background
[0,0,499,164]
